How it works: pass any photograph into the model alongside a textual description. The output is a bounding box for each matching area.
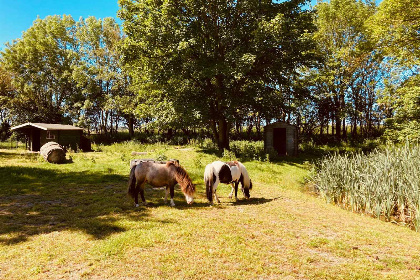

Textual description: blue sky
[0,0,380,51]
[0,0,121,50]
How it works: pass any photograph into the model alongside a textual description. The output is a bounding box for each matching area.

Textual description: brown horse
[128,160,195,207]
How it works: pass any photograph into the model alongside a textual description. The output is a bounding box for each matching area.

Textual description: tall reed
[312,143,420,230]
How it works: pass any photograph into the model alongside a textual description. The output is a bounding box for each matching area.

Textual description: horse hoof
[135,204,139,207]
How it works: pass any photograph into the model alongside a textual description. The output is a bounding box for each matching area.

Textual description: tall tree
[370,0,420,142]
[73,17,126,134]
[311,0,378,141]
[0,60,14,124]
[1,15,79,123]
[119,0,317,149]
[369,0,420,66]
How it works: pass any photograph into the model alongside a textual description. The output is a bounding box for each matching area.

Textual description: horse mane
[167,161,195,196]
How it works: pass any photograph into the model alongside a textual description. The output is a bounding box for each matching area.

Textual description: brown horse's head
[167,161,195,204]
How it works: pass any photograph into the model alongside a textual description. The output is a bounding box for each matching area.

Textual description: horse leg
[169,185,175,207]
[134,180,141,207]
[229,183,235,199]
[235,181,239,201]
[164,186,169,204]
[213,183,221,203]
[139,182,147,205]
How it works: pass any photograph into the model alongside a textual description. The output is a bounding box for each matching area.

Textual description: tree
[382,75,420,142]
[119,0,317,149]
[73,16,127,134]
[369,0,420,66]
[0,61,14,124]
[369,0,420,142]
[1,15,79,124]
[310,0,379,141]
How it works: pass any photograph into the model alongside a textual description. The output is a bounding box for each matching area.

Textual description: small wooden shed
[11,123,88,152]
[264,122,298,156]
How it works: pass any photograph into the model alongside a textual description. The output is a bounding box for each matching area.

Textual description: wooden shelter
[264,122,298,156]
[11,123,89,152]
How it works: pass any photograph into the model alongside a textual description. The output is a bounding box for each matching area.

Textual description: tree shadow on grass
[0,166,174,245]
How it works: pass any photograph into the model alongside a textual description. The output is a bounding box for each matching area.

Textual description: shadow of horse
[0,166,176,245]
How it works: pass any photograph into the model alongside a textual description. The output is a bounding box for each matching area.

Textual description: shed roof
[264,121,296,128]
[11,123,83,131]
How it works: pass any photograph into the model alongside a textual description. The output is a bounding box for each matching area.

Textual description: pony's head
[184,186,195,204]
[243,183,250,199]
[238,163,252,199]
[168,162,196,204]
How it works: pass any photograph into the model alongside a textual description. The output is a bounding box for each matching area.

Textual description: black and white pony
[204,160,252,204]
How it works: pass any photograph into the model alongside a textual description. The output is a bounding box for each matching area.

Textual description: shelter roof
[11,123,83,131]
[264,121,296,128]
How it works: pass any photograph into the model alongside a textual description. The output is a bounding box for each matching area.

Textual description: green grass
[1,142,420,279]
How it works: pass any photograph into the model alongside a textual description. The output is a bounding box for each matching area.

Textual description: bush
[230,140,265,160]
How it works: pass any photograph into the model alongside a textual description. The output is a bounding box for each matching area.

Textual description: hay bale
[40,142,66,163]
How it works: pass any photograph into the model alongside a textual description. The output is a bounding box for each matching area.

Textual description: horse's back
[230,165,241,181]
[135,162,175,187]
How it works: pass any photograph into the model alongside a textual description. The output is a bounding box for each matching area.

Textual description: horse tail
[127,165,137,198]
[204,164,214,203]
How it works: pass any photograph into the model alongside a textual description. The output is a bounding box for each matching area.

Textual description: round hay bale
[40,142,66,163]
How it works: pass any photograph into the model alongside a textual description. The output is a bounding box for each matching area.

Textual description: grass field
[1,142,420,279]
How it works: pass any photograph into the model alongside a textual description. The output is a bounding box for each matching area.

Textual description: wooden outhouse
[264,122,298,156]
[11,123,88,152]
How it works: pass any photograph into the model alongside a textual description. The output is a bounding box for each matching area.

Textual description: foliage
[369,0,420,66]
[72,17,129,133]
[1,15,79,123]
[312,143,420,230]
[382,74,420,142]
[119,0,318,149]
[369,0,420,143]
[305,0,382,141]
[0,122,12,141]
[0,61,14,123]
[0,15,129,133]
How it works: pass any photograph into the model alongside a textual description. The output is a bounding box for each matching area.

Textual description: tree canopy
[0,0,419,147]
[119,0,318,149]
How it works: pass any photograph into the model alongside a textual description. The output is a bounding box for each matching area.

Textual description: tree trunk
[335,114,341,141]
[218,117,229,150]
[342,118,346,141]
[128,115,134,138]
